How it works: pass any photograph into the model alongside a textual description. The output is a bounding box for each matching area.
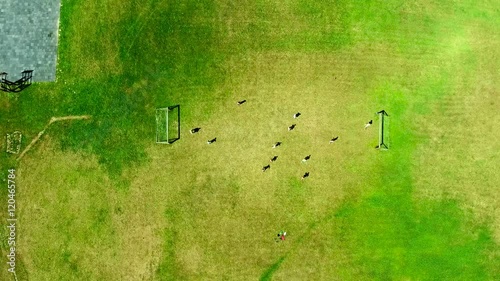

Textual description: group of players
[190,99,373,180]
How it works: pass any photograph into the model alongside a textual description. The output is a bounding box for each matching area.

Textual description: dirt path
[16,115,91,161]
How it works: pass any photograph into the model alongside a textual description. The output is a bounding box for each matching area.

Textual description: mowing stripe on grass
[260,256,286,281]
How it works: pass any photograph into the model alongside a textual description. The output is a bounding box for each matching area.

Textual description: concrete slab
[0,0,61,82]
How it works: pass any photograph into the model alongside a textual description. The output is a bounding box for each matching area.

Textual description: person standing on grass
[270,156,278,162]
[276,231,286,242]
[330,136,339,143]
[262,165,270,172]
[301,172,310,180]
[237,100,247,105]
[207,138,217,144]
[288,124,296,131]
[281,231,287,241]
[364,120,373,129]
[293,112,301,118]
[302,155,311,162]
[273,142,282,148]
[190,128,201,134]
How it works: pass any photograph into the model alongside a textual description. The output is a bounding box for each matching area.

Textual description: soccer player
[288,124,296,131]
[330,136,339,143]
[273,142,282,148]
[270,156,278,162]
[281,232,286,241]
[190,128,201,134]
[301,172,310,180]
[207,138,217,144]
[302,155,311,162]
[364,120,373,129]
[262,165,270,172]
[237,99,247,105]
[293,112,301,118]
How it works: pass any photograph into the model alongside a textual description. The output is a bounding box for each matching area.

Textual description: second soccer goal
[156,105,180,144]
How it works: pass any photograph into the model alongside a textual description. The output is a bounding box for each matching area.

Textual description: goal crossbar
[376,110,389,150]
[156,105,180,144]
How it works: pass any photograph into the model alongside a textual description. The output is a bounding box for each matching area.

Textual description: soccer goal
[156,105,180,144]
[376,110,389,150]
[5,131,22,154]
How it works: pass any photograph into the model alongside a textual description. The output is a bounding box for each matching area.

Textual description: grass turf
[1,0,499,280]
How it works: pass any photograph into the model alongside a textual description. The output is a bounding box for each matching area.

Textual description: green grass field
[1,0,499,280]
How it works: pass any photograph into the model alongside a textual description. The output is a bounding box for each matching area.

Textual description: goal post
[156,105,180,144]
[5,131,22,154]
[376,110,389,150]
